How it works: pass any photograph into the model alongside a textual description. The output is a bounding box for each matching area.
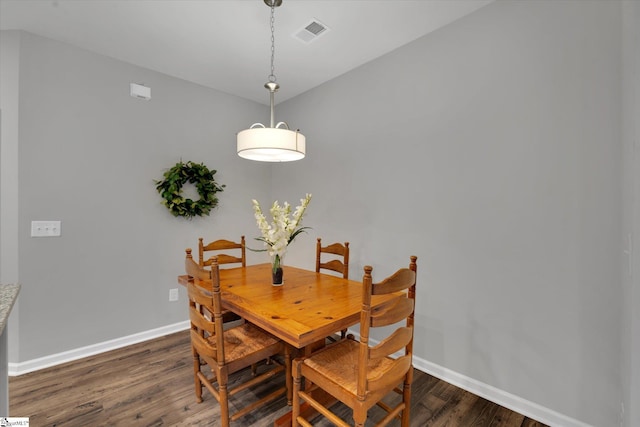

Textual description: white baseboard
[411,356,592,427]
[9,323,591,427]
[8,321,189,376]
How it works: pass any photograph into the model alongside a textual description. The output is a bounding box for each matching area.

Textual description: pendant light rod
[265,82,279,128]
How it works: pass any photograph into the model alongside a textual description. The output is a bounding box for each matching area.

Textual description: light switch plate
[31,221,61,237]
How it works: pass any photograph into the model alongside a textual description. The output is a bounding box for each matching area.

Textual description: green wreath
[155,161,225,219]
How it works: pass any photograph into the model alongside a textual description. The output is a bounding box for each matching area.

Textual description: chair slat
[373,269,415,295]
[321,242,349,256]
[189,306,215,333]
[202,239,242,251]
[369,326,412,360]
[367,354,412,392]
[204,253,243,266]
[187,283,212,305]
[190,330,217,359]
[319,259,346,274]
[371,297,414,327]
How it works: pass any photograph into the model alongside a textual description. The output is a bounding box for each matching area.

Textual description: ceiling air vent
[293,19,330,44]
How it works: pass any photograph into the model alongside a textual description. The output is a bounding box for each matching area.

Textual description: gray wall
[276,1,629,426]
[622,2,640,427]
[1,1,638,426]
[1,31,273,359]
[0,31,21,363]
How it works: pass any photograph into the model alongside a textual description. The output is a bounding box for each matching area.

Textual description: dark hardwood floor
[9,330,548,426]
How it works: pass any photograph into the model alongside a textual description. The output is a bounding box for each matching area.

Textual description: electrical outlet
[169,288,179,302]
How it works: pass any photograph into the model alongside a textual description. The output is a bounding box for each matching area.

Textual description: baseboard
[8,321,190,376]
[411,357,592,427]
[9,323,591,427]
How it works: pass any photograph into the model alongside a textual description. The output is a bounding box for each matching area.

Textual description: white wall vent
[293,19,330,44]
[130,83,151,100]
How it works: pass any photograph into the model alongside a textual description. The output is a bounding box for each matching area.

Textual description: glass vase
[271,253,284,286]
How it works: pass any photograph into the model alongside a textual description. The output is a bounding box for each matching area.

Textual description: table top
[178,263,399,349]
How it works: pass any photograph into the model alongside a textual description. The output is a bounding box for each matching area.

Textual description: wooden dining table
[178,263,400,349]
[177,262,401,425]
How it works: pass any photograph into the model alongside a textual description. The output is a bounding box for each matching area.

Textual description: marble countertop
[0,284,20,336]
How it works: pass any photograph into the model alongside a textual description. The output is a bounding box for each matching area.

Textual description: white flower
[252,194,312,260]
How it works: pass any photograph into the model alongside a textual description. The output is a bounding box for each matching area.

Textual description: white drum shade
[237,127,306,162]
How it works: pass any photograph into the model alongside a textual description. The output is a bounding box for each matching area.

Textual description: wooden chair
[316,238,350,340]
[198,236,246,323]
[185,250,292,427]
[292,256,417,427]
[199,236,246,268]
[316,238,349,279]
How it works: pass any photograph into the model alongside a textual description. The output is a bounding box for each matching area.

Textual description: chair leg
[292,360,302,427]
[192,348,203,403]
[401,375,412,427]
[353,406,367,427]
[217,369,230,427]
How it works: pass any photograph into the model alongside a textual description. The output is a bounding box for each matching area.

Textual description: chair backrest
[198,236,246,268]
[185,249,225,364]
[357,256,417,399]
[315,238,350,279]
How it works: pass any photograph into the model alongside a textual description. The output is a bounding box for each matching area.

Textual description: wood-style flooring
[9,330,549,426]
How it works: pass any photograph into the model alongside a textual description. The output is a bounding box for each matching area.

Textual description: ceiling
[0,0,493,105]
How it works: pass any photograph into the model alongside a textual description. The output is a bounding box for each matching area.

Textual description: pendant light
[237,0,306,162]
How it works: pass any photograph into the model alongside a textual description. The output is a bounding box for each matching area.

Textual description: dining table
[177,262,401,426]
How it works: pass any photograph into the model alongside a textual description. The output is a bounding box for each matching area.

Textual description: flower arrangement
[252,193,312,274]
